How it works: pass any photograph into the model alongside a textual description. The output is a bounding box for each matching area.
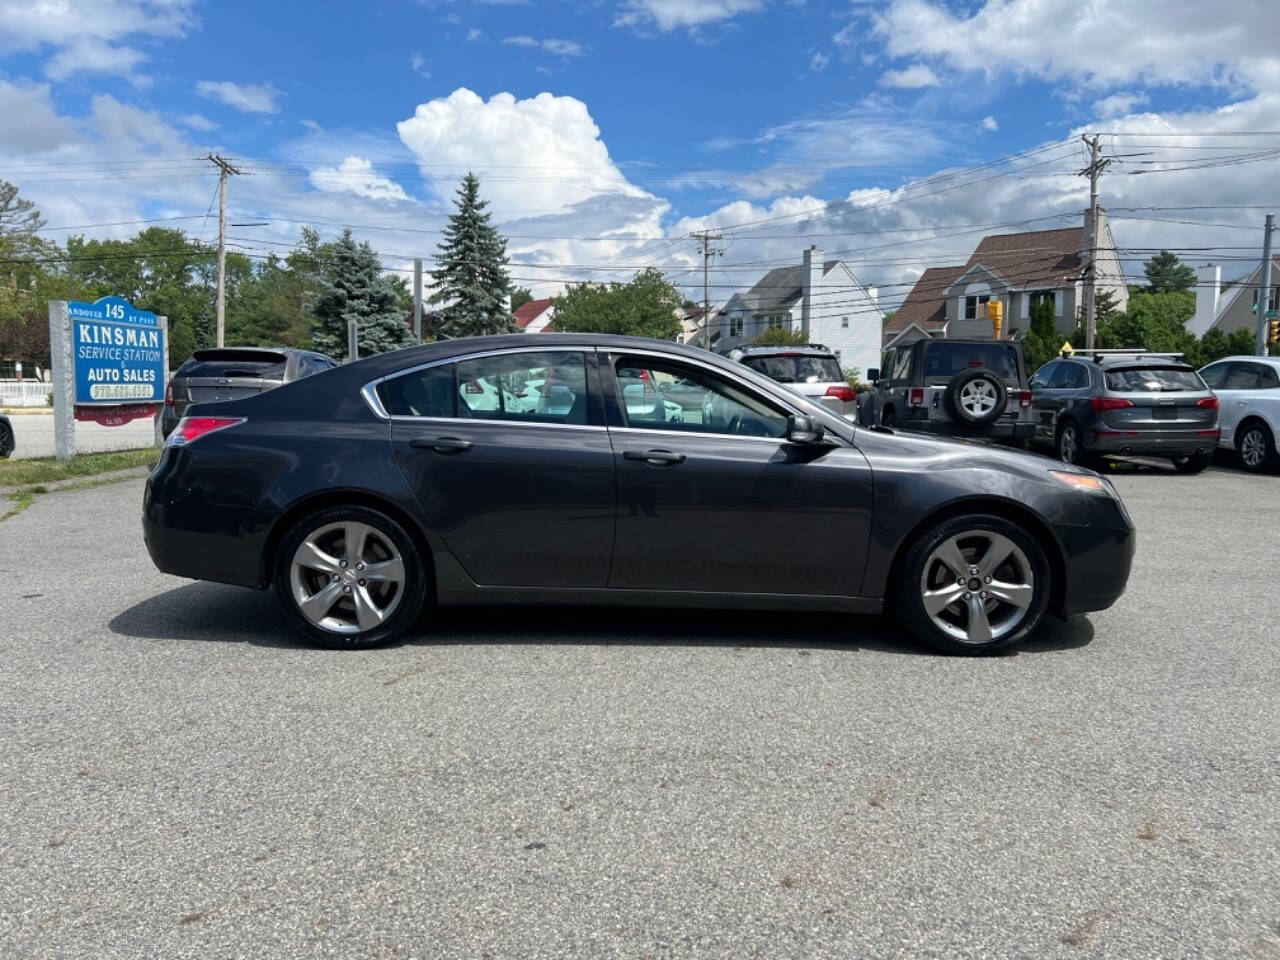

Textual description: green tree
[0,179,45,238]
[510,286,534,311]
[552,268,682,339]
[430,173,513,338]
[881,310,896,328]
[1020,299,1061,371]
[310,229,412,358]
[751,325,806,346]
[1143,250,1196,293]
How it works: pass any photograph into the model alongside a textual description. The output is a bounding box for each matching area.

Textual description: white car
[1199,356,1280,472]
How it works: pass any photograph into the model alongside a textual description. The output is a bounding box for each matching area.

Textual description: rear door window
[456,351,590,425]
[378,363,457,417]
[1103,367,1205,392]
[923,343,1020,382]
[891,347,913,382]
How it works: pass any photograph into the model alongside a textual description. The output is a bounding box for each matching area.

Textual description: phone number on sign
[88,383,155,400]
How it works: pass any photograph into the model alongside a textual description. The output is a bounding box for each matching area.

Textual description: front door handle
[623,449,686,465]
[410,436,473,454]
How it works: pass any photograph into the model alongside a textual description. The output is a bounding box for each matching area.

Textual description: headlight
[1049,470,1110,494]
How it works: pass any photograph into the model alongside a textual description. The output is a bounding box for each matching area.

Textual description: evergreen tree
[510,286,534,311]
[1143,250,1196,293]
[430,173,513,337]
[1021,298,1061,371]
[311,229,412,358]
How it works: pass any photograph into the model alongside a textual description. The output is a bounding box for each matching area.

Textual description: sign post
[48,300,75,462]
[47,296,168,462]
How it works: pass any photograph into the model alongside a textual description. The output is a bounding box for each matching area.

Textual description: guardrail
[0,381,52,408]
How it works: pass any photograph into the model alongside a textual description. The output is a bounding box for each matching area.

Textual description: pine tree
[310,229,412,358]
[1143,250,1196,293]
[430,173,513,337]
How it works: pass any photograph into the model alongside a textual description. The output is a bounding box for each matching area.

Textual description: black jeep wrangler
[858,338,1035,445]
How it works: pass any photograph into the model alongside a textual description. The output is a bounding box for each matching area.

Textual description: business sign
[69,295,165,405]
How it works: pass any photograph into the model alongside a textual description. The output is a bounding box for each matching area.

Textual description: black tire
[1055,418,1089,466]
[945,369,1006,428]
[0,422,12,459]
[273,505,428,649]
[893,513,1052,656]
[1236,420,1276,473]
[1171,450,1212,474]
[881,405,897,428]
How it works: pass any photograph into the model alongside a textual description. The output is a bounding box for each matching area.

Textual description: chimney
[866,285,878,306]
[801,245,822,338]
[1190,263,1221,337]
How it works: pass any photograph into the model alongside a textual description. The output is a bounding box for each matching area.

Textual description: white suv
[1199,356,1280,472]
[726,345,857,418]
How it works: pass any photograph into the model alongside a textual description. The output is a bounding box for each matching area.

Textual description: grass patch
[1,488,37,522]
[0,447,157,487]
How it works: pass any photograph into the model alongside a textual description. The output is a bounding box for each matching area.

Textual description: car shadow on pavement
[109,581,1095,656]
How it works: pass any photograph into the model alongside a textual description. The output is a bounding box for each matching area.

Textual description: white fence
[0,381,52,407]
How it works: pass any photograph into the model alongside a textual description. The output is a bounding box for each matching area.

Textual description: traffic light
[985,299,1004,339]
[1270,317,1279,346]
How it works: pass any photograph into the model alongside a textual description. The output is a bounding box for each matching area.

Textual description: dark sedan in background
[0,411,13,459]
[160,346,337,438]
[144,334,1135,655]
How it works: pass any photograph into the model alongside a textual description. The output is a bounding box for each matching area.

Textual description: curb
[0,465,152,499]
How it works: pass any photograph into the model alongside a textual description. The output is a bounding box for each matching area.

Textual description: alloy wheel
[1058,424,1078,463]
[959,378,998,418]
[919,531,1035,646]
[1241,428,1266,469]
[289,521,406,635]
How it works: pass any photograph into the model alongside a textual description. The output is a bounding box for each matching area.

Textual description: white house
[711,246,883,377]
[513,297,555,333]
[1190,257,1280,339]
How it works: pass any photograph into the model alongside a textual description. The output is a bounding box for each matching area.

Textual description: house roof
[960,226,1084,290]
[883,264,966,335]
[741,260,839,313]
[513,297,553,329]
[1213,255,1280,334]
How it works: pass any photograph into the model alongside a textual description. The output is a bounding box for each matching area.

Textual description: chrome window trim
[360,345,596,422]
[386,414,607,433]
[607,425,790,446]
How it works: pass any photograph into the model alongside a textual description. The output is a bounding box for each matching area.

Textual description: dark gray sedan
[144,334,1136,656]
[1030,352,1219,472]
[160,347,337,437]
[0,411,13,459]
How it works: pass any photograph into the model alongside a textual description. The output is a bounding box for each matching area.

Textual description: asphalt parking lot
[2,465,1278,959]
[3,411,156,460]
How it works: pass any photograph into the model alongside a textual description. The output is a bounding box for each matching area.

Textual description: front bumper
[1056,488,1136,617]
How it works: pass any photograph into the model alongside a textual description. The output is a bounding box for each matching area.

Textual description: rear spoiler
[192,348,288,364]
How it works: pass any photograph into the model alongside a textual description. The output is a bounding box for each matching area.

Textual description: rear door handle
[410,436,473,454]
[623,448,686,465]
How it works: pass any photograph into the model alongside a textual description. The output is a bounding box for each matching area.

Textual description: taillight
[1091,396,1134,413]
[166,416,244,447]
[825,384,857,403]
[1012,389,1032,407]
[1196,396,1219,411]
[164,380,174,407]
[908,387,925,407]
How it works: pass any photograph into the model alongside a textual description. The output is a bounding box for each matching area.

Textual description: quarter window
[615,358,789,438]
[891,346,913,381]
[1198,363,1228,389]
[456,351,589,424]
[1030,361,1058,390]
[378,363,457,417]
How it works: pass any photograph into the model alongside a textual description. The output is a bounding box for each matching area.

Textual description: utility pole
[693,230,723,347]
[1254,214,1275,357]
[413,257,423,343]
[207,155,242,348]
[1079,134,1111,353]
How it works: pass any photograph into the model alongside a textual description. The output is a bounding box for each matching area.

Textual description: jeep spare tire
[945,368,1006,427]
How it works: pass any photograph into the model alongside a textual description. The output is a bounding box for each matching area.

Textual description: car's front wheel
[894,514,1052,655]
[1056,419,1087,465]
[274,505,428,649]
[1237,420,1276,473]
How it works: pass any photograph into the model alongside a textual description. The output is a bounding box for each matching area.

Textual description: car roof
[735,345,836,356]
[916,338,1021,347]
[1200,355,1280,368]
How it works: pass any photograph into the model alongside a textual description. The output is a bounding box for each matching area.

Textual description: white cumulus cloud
[309,156,412,203]
[616,0,765,31]
[502,35,583,56]
[880,63,940,88]
[196,80,281,114]
[1094,91,1150,118]
[981,115,998,131]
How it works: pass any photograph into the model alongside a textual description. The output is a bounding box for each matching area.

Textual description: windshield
[742,354,843,383]
[1104,367,1205,393]
[923,344,1020,382]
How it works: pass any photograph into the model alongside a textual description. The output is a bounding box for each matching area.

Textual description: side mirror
[866,367,880,383]
[787,414,825,444]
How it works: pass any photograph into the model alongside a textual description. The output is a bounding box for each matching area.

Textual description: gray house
[1190,257,1280,338]
[883,211,1128,348]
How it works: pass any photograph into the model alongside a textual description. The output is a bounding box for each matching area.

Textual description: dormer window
[1029,290,1056,311]
[964,294,990,320]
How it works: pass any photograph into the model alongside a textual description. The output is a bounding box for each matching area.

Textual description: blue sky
[2,0,1278,305]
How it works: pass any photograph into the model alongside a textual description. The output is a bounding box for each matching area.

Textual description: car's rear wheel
[0,421,12,459]
[1171,450,1212,474]
[1237,420,1276,473]
[274,505,427,649]
[894,514,1051,655]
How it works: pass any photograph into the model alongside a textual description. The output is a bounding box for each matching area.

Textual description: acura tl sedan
[143,334,1135,655]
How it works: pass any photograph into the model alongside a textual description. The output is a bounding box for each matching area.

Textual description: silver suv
[725,344,857,418]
